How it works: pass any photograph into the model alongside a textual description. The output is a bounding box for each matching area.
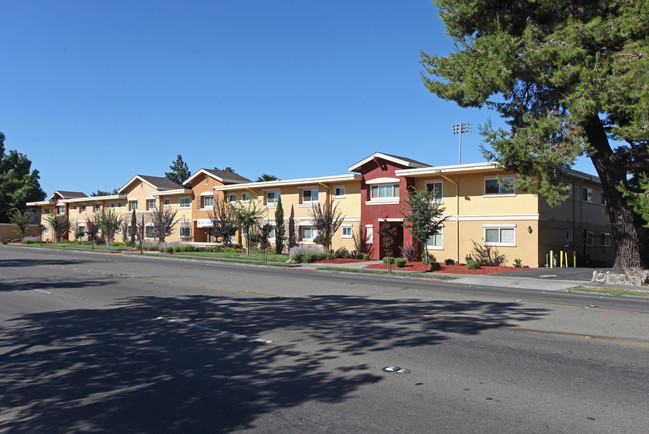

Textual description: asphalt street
[1,246,648,433]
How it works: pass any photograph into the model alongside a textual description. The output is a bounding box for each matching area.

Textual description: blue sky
[1,0,596,196]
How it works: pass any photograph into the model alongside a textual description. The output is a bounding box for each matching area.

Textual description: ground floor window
[600,232,610,247]
[427,228,443,249]
[341,225,353,238]
[484,226,515,246]
[365,225,373,244]
[145,226,155,239]
[301,227,317,241]
[180,225,191,239]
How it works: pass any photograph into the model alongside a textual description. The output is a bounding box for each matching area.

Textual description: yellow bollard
[573,251,577,268]
[550,250,553,268]
[560,251,564,268]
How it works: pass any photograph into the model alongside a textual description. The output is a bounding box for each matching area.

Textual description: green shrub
[465,254,473,262]
[466,259,480,270]
[394,257,407,268]
[382,256,394,265]
[335,247,351,259]
[444,258,455,265]
[362,253,369,260]
[513,258,523,268]
[429,261,441,271]
[327,251,335,260]
[112,241,122,247]
[292,252,305,263]
[173,245,181,253]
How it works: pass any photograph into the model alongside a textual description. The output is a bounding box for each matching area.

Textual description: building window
[268,226,276,239]
[43,208,50,214]
[484,226,516,246]
[341,225,353,238]
[335,186,345,198]
[484,177,515,195]
[80,205,86,214]
[129,201,138,211]
[145,226,155,238]
[566,229,573,242]
[426,181,443,203]
[266,191,280,206]
[95,204,101,213]
[72,205,77,211]
[600,191,607,206]
[228,193,237,203]
[301,227,317,241]
[179,197,191,208]
[584,230,594,247]
[582,187,593,203]
[163,198,170,206]
[242,192,250,202]
[110,202,115,208]
[44,226,50,234]
[427,228,443,249]
[117,202,123,208]
[600,232,610,247]
[146,200,156,210]
[302,189,318,204]
[202,196,214,208]
[365,225,374,244]
[180,225,191,239]
[370,184,399,200]
[57,206,66,215]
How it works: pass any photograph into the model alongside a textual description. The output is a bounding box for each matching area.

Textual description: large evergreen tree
[0,132,46,222]
[421,1,649,270]
[165,154,191,185]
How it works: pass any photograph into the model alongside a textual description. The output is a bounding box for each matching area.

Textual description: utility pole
[452,122,472,164]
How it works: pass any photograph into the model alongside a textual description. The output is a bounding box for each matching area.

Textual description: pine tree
[165,154,191,185]
[421,0,649,270]
[274,196,285,254]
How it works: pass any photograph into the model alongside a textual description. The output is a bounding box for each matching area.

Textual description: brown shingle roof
[203,169,251,183]
[137,175,184,190]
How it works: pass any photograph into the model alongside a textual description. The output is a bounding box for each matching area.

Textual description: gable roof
[348,152,430,172]
[48,191,87,201]
[183,168,251,186]
[118,175,183,193]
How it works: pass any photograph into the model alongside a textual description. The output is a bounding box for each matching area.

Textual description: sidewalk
[299,261,633,292]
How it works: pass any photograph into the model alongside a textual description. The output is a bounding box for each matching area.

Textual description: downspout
[318,183,331,208]
[440,173,460,263]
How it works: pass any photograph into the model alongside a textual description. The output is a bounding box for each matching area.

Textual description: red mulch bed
[314,258,371,264]
[365,262,526,275]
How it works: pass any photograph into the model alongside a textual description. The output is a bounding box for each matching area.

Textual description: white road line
[155,317,272,344]
[2,283,51,294]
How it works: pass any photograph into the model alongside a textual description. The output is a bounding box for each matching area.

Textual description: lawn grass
[165,250,290,263]
[317,267,457,280]
[569,286,649,297]
[10,242,130,254]
[133,251,299,267]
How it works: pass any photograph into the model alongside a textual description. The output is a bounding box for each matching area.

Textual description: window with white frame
[301,226,317,241]
[179,225,191,239]
[584,230,594,246]
[600,232,610,247]
[370,184,399,200]
[95,204,101,212]
[365,225,374,244]
[241,192,250,202]
[341,225,353,238]
[427,227,443,249]
[146,200,156,210]
[600,191,607,206]
[117,202,123,208]
[301,189,319,204]
[80,205,86,214]
[582,187,593,203]
[44,226,50,234]
[566,229,573,242]
[334,186,345,198]
[179,197,191,208]
[129,200,138,211]
[57,206,66,215]
[484,177,515,195]
[164,198,170,206]
[268,226,276,239]
[72,205,77,211]
[426,181,443,203]
[266,191,280,206]
[110,202,115,208]
[484,225,516,246]
[228,193,237,203]
[202,196,214,208]
[145,226,155,238]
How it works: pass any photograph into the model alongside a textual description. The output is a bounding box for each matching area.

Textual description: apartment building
[26,152,612,267]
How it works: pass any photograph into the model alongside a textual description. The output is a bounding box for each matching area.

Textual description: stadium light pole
[452,122,472,164]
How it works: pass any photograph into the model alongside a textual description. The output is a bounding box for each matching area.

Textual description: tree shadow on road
[0,293,548,432]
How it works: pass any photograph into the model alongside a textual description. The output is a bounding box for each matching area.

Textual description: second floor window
[203,196,214,208]
[129,201,138,211]
[266,191,280,205]
[302,189,318,203]
[370,184,399,199]
[180,197,191,208]
[147,200,156,210]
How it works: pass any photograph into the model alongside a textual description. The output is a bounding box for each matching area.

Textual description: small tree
[85,215,100,251]
[379,221,398,274]
[44,214,70,244]
[309,201,344,252]
[130,209,136,247]
[99,209,122,245]
[230,195,266,256]
[149,207,179,244]
[257,222,272,262]
[288,205,297,249]
[402,187,447,265]
[274,196,285,254]
[120,220,129,244]
[207,197,237,246]
[37,224,45,247]
[8,207,34,241]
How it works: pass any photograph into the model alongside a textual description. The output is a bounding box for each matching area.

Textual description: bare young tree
[309,201,344,252]
[207,197,237,246]
[229,195,266,256]
[148,207,179,244]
